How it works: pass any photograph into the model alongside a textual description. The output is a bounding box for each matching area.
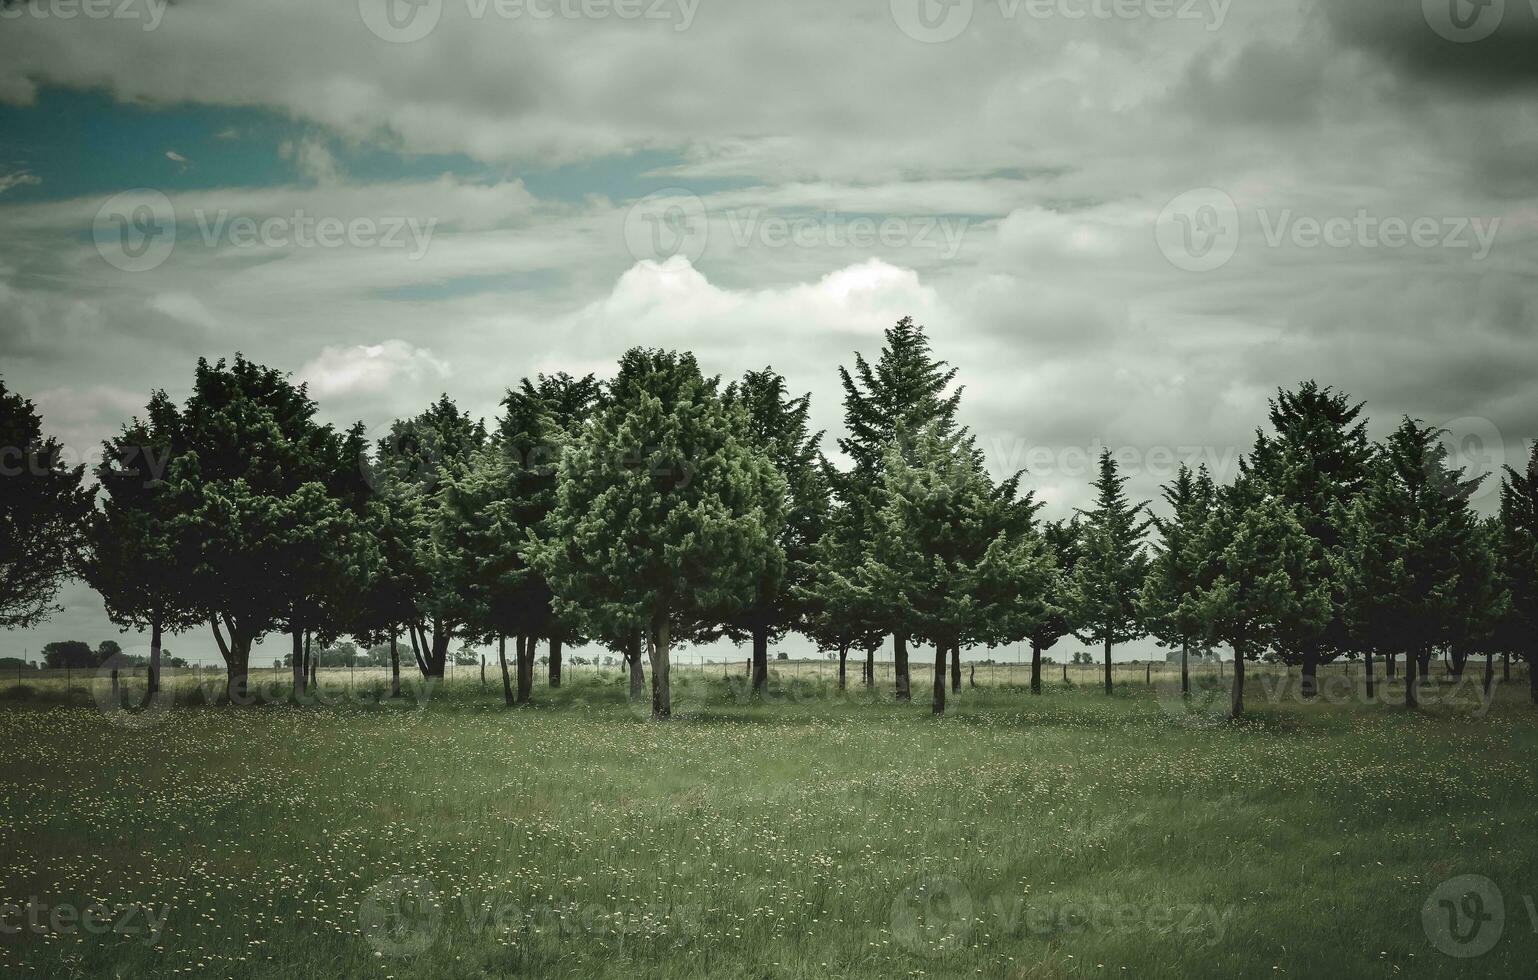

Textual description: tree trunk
[428,626,450,679]
[648,616,671,720]
[949,643,961,694]
[1364,649,1375,701]
[1030,639,1043,695]
[291,628,305,699]
[1230,646,1245,720]
[751,625,770,695]
[1483,651,1494,698]
[549,637,563,688]
[1528,655,1537,706]
[1417,648,1432,686]
[497,635,514,706]
[390,631,401,698]
[1301,649,1318,700]
[480,655,486,688]
[146,618,163,702]
[837,644,848,691]
[893,634,910,702]
[627,631,645,702]
[931,642,946,715]
[1385,652,1397,678]
[306,631,316,689]
[864,646,875,687]
[1180,640,1189,696]
[516,635,534,705]
[1405,648,1418,709]
[1503,650,1511,683]
[226,636,251,705]
[1103,637,1113,695]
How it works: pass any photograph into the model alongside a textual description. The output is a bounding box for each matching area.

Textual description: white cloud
[297,340,451,399]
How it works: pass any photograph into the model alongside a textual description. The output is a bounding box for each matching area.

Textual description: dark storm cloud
[1320,0,1538,90]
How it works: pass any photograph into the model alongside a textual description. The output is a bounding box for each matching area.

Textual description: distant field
[0,667,1534,979]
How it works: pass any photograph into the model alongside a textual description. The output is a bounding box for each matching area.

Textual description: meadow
[0,662,1534,979]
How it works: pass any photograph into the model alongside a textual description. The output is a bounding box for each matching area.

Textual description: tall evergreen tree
[1140,464,1217,695]
[533,349,785,720]
[81,391,200,698]
[0,377,92,630]
[1243,383,1373,697]
[857,424,1053,714]
[1025,518,1081,695]
[371,395,487,679]
[722,369,826,694]
[1186,478,1331,719]
[835,316,963,701]
[1067,450,1151,694]
[1497,443,1538,704]
[1335,419,1483,708]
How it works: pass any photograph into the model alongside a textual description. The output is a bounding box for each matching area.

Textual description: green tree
[1243,383,1373,696]
[799,470,884,691]
[82,391,201,697]
[371,395,487,679]
[1068,450,1151,694]
[1334,419,1482,708]
[1497,444,1538,704]
[1140,464,1217,695]
[534,349,785,720]
[42,640,95,669]
[1025,518,1081,695]
[722,369,826,694]
[1186,480,1331,719]
[835,316,964,701]
[858,424,1054,714]
[0,377,92,629]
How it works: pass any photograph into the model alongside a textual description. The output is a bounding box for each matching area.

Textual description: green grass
[0,666,1534,978]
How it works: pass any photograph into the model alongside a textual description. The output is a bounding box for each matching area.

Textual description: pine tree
[857,424,1054,714]
[533,349,786,720]
[1025,518,1081,695]
[722,369,827,694]
[81,391,200,698]
[1497,443,1538,704]
[1068,450,1151,694]
[1243,383,1373,697]
[835,316,963,701]
[1140,464,1217,695]
[0,377,92,630]
[1335,419,1483,708]
[1186,478,1331,719]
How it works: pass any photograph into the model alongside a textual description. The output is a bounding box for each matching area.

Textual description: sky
[2,0,1536,664]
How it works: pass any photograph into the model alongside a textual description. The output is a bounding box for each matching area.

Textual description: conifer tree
[1068,450,1151,694]
[1497,443,1538,704]
[835,316,964,701]
[534,349,785,720]
[1025,518,1081,695]
[1140,464,1217,695]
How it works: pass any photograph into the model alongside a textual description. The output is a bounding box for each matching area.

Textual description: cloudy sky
[2,0,1536,662]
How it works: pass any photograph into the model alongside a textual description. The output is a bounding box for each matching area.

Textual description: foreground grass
[0,669,1534,978]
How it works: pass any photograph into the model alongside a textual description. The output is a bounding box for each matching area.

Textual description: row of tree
[1,317,1534,719]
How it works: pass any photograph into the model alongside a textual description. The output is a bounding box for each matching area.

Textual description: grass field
[0,664,1534,978]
